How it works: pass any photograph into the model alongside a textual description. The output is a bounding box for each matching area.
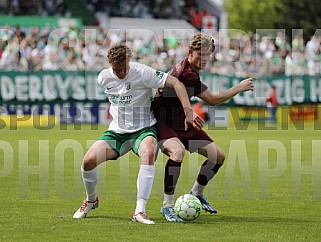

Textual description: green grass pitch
[0,123,321,241]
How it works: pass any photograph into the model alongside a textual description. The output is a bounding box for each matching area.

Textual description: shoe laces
[137,212,149,220]
[79,200,90,212]
[198,194,209,205]
[79,199,97,212]
[166,207,177,218]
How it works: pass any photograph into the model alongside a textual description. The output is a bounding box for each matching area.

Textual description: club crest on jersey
[125,82,131,90]
[156,70,164,79]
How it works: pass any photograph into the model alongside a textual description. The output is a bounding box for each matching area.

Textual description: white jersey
[98,62,168,133]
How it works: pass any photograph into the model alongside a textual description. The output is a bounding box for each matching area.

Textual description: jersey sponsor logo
[109,94,132,105]
[156,70,164,79]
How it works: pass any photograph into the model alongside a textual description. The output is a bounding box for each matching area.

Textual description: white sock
[163,194,174,207]
[135,165,155,214]
[191,180,205,196]
[81,166,98,202]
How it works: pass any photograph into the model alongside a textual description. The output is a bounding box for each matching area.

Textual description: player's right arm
[198,78,254,106]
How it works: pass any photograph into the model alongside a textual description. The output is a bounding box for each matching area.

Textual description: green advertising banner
[0,71,102,104]
[0,71,321,106]
[200,73,321,106]
[0,15,82,28]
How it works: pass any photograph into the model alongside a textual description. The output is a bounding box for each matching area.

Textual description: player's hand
[239,78,254,92]
[184,108,204,130]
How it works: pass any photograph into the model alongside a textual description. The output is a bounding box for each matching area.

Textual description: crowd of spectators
[87,0,184,19]
[87,0,211,29]
[0,0,67,17]
[0,0,320,77]
[0,0,204,22]
[210,31,321,77]
[0,0,196,20]
[1,24,320,77]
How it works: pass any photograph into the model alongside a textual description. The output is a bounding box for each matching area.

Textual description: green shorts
[98,125,158,158]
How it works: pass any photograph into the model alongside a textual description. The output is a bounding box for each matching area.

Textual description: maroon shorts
[156,124,214,153]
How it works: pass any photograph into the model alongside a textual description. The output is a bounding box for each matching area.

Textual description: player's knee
[170,147,185,162]
[138,138,158,160]
[82,155,98,171]
[139,141,157,164]
[217,151,226,164]
[141,149,156,164]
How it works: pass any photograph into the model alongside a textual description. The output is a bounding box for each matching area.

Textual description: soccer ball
[174,194,202,221]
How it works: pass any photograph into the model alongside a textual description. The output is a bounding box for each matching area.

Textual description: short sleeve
[180,71,208,97]
[97,72,103,87]
[142,65,168,88]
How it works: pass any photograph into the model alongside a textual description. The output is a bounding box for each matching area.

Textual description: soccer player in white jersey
[73,44,203,224]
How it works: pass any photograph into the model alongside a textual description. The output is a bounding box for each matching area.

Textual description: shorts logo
[156,70,164,79]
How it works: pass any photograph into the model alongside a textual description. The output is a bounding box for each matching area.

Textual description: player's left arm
[164,74,204,130]
[198,78,254,106]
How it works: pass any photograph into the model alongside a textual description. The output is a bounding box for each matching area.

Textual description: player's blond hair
[189,34,215,53]
[108,44,133,63]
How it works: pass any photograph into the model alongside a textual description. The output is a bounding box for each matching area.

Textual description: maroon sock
[164,159,182,195]
[197,160,223,186]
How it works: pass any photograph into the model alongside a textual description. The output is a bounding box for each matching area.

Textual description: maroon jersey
[151,58,208,130]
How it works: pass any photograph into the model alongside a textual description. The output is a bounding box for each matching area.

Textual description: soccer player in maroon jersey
[151,33,254,222]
